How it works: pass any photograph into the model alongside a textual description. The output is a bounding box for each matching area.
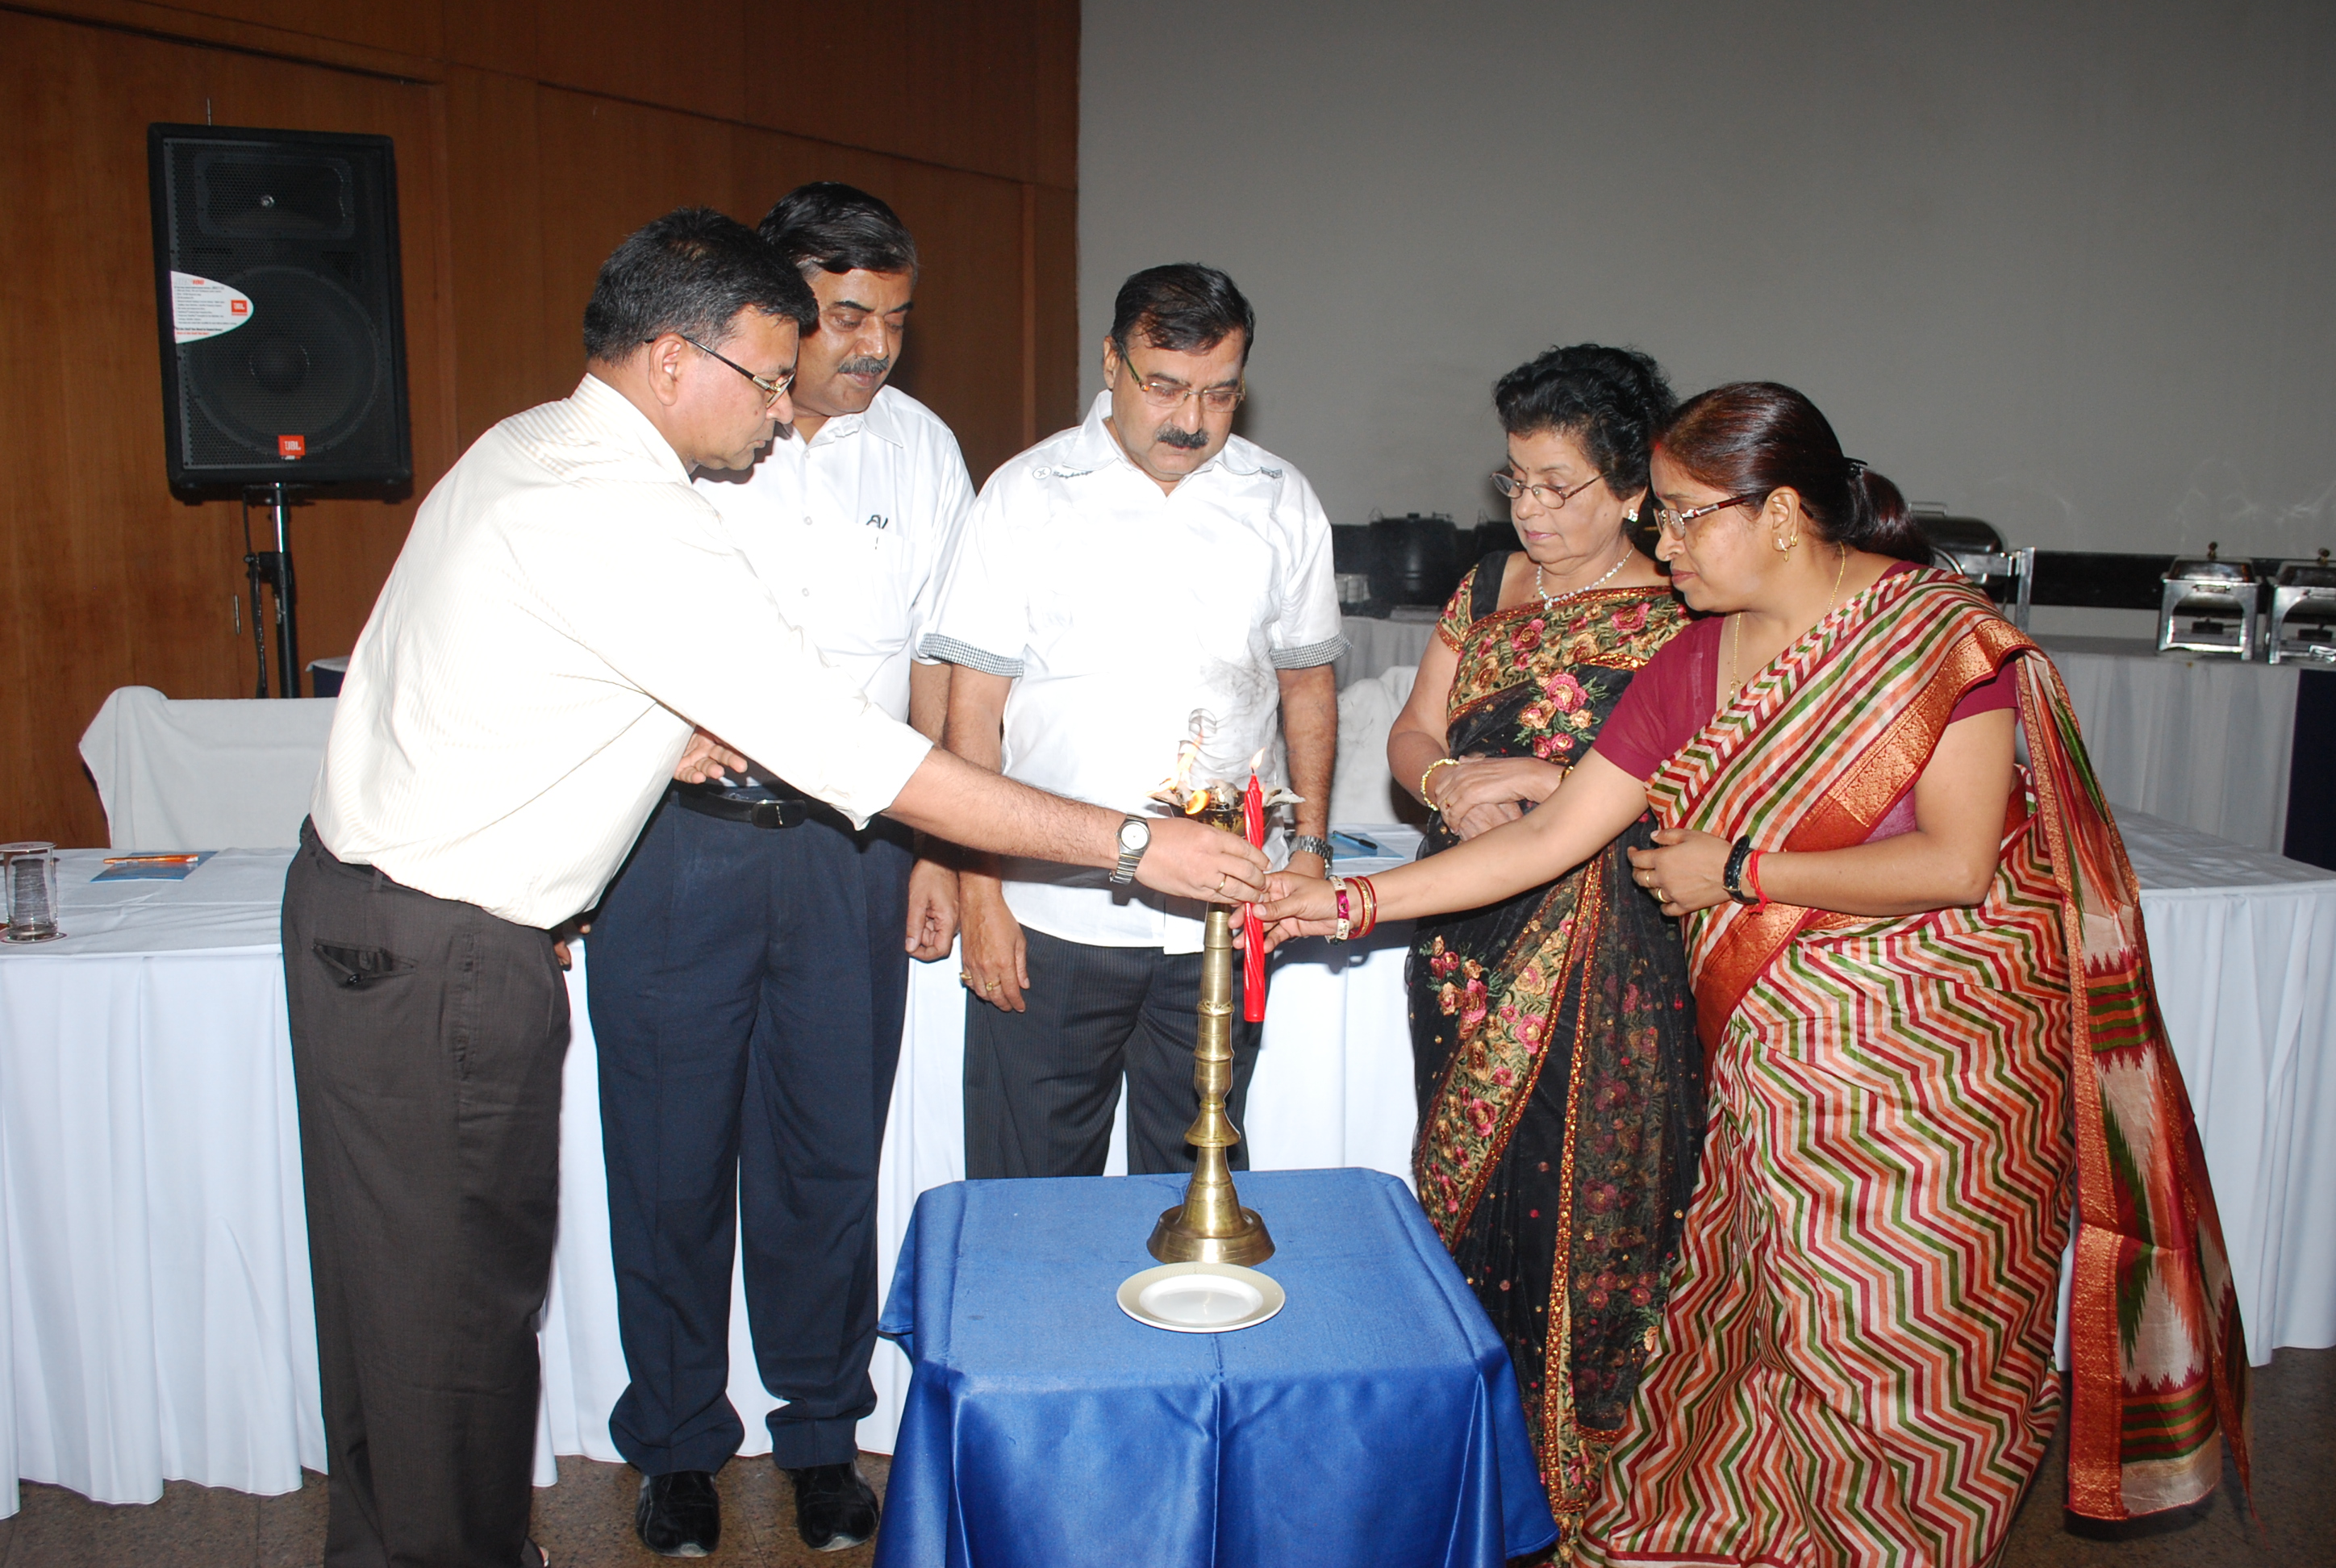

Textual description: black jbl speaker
[147,124,411,488]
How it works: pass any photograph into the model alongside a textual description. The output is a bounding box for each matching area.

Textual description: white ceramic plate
[1116,1261,1287,1334]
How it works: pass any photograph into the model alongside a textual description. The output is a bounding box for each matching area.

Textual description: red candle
[1241,773,1267,1023]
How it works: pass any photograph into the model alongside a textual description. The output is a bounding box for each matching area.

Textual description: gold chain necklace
[1727,544,1850,703]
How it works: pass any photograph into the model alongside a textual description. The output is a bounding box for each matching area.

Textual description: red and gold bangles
[1328,873,1379,942]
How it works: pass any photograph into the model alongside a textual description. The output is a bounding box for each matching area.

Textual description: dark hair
[581,206,816,361]
[758,182,919,279]
[1110,263,1255,361]
[1656,382,1929,561]
[1493,344,1675,499]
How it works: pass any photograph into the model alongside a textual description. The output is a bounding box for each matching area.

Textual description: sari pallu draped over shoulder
[1633,566,2247,1534]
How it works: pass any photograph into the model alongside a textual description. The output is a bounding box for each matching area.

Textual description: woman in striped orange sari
[1262,382,2248,1566]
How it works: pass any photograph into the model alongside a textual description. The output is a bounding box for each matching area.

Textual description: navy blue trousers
[586,797,911,1474]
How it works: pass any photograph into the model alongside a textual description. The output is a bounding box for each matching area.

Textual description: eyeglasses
[1653,494,1766,540]
[654,334,795,407]
[1113,342,1245,413]
[1491,471,1601,510]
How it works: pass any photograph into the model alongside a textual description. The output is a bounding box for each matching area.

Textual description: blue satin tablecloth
[874,1168,1558,1568]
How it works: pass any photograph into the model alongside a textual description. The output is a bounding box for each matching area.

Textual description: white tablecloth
[2039,637,2298,852]
[77,689,334,853]
[1334,613,1437,691]
[5,817,2331,1516]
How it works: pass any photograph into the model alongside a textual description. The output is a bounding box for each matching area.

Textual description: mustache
[836,355,891,378]
[1153,424,1212,450]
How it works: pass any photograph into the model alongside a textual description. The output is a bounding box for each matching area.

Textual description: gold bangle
[1420,757,1460,802]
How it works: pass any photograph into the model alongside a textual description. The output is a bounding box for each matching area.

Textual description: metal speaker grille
[192,152,353,240]
[180,265,386,467]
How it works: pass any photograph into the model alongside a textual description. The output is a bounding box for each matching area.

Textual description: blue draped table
[874,1168,1558,1568]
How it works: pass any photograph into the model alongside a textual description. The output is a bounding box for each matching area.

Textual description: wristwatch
[1291,834,1334,864]
[1108,815,1152,885]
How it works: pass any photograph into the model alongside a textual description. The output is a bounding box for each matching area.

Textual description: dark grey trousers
[282,821,569,1568]
[962,926,1261,1178]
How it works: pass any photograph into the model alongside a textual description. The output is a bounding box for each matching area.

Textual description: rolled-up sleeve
[917,473,1031,678]
[1267,470,1348,669]
[908,427,978,665]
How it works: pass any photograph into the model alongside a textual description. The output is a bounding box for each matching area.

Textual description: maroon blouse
[1591,563,2017,836]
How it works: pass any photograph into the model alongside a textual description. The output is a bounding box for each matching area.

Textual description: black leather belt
[670,787,816,829]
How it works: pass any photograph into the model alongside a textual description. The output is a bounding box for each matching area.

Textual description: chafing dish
[1918,510,2034,629]
[2267,550,2336,665]
[2157,543,2259,659]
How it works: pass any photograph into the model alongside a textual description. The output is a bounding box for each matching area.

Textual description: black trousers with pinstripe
[962,926,1262,1178]
[282,820,570,1568]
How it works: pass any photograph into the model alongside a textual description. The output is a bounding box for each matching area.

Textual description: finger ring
[1215,872,1228,895]
[1654,887,1668,903]
[984,979,999,992]
[958,970,973,985]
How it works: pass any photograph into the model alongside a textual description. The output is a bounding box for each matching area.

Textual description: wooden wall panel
[444,68,555,449]
[870,163,1031,484]
[0,10,453,848]
[0,0,1077,848]
[534,0,745,128]
[1030,181,1083,443]
[133,0,444,59]
[532,89,740,391]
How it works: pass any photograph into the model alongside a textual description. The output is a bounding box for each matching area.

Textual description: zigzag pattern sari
[1584,567,2248,1567]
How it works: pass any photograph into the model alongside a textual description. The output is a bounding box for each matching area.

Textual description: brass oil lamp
[1144,739,1292,1266]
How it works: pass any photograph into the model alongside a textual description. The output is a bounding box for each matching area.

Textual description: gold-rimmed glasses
[1491,470,1602,510]
[657,334,796,407]
[1653,493,1765,540]
[1112,341,1245,414]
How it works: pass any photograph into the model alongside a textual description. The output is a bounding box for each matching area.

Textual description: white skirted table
[3,815,2332,1517]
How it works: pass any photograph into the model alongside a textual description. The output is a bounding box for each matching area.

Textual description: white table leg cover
[0,948,322,1514]
[2137,883,2336,1357]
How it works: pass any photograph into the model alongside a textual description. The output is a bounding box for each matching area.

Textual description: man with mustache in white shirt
[590,185,972,1558]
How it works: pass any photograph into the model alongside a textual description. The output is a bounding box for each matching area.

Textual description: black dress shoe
[784,1459,879,1552]
[635,1469,720,1558]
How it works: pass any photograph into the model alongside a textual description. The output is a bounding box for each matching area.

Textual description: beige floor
[0,1350,2324,1566]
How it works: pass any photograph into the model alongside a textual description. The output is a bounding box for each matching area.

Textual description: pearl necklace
[1534,545,1632,611]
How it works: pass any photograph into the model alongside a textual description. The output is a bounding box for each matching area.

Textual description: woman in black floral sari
[1385,346,1702,1558]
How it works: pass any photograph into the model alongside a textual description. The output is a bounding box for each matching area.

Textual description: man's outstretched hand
[1134,815,1270,903]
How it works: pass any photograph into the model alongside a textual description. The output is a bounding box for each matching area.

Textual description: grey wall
[1079,1,2334,632]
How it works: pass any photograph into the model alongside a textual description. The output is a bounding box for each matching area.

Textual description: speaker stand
[243,483,303,699]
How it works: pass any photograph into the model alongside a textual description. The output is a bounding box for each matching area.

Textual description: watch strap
[1291,834,1334,863]
[1108,815,1148,885]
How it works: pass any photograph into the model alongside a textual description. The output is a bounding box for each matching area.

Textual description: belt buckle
[749,799,807,830]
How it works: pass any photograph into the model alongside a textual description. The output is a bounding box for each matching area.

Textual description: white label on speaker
[170,272,254,344]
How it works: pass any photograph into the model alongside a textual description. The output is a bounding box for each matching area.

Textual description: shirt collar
[1049,390,1266,483]
[797,386,908,451]
[573,373,692,483]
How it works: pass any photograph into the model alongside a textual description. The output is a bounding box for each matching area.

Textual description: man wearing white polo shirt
[587,185,971,1558]
[924,263,1342,1180]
